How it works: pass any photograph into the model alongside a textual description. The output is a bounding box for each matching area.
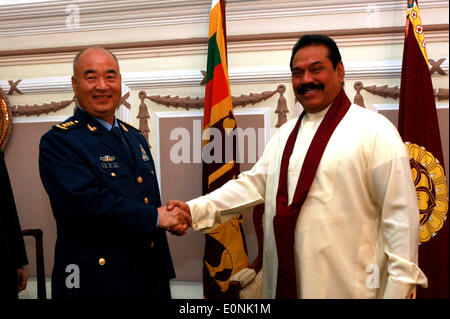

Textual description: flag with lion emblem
[398,0,449,299]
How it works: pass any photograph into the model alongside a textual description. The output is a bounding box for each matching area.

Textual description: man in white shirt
[169,34,427,298]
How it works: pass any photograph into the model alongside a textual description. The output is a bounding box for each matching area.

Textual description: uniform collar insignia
[120,123,129,132]
[100,155,115,162]
[87,123,97,132]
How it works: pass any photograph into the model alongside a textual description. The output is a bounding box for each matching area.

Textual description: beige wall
[5,122,57,279]
[0,0,448,282]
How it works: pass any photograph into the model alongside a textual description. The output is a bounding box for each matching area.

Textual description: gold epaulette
[53,119,81,132]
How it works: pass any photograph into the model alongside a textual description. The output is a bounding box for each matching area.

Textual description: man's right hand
[157,205,191,236]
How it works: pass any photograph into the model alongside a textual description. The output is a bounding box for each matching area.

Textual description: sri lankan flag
[202,0,248,299]
[399,0,449,299]
[203,0,239,193]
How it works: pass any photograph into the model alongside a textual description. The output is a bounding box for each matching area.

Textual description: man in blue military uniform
[39,47,191,299]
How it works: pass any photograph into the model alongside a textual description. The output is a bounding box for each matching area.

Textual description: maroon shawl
[273,89,351,298]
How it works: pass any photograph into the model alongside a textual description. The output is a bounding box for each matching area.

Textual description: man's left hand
[17,266,28,293]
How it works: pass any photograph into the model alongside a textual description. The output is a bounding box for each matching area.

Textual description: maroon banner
[398,0,449,299]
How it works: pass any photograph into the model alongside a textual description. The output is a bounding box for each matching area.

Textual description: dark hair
[73,46,120,76]
[289,34,342,70]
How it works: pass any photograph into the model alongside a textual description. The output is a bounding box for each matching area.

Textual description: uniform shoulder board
[53,119,81,132]
[118,120,140,133]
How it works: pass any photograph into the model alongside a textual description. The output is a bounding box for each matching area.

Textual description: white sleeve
[187,127,283,231]
[366,120,428,298]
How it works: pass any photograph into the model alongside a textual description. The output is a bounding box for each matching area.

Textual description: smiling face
[72,48,122,124]
[291,44,344,113]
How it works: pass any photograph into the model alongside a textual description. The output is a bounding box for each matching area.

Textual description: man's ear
[71,76,77,95]
[336,61,345,84]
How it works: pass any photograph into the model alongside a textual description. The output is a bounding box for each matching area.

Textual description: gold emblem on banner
[405,142,449,243]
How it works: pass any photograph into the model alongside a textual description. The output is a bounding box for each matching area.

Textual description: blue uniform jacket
[39,108,175,299]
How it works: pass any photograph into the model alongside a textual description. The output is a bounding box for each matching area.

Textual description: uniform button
[150,242,155,249]
[98,258,106,266]
[111,172,116,177]
[151,170,155,175]
[137,176,143,183]
[144,197,149,204]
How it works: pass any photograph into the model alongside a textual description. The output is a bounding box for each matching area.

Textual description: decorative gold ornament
[0,88,12,151]
[406,142,449,243]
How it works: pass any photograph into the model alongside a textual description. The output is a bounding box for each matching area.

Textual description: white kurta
[188,104,428,299]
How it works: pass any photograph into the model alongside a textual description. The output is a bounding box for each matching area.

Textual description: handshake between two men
[157,200,192,236]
